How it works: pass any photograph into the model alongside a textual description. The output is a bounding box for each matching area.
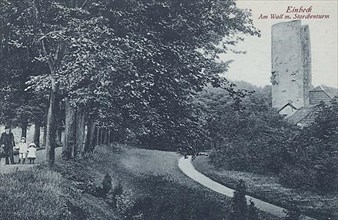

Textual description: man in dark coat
[0,125,16,164]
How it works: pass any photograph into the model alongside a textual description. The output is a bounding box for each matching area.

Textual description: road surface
[178,156,316,220]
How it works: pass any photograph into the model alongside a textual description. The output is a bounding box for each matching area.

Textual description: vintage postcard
[0,0,337,219]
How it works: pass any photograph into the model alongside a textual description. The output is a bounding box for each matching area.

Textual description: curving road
[178,156,316,220]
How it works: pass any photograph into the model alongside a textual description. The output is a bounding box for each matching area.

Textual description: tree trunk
[33,122,40,148]
[100,128,104,144]
[62,97,76,160]
[105,127,109,145]
[74,105,85,158]
[57,128,62,146]
[46,80,59,167]
[96,127,100,146]
[108,128,111,144]
[84,119,96,153]
[32,0,63,167]
[21,118,28,138]
[102,128,105,144]
[42,125,47,147]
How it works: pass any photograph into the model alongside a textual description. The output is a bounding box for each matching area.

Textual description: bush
[279,165,315,189]
[248,200,259,220]
[210,100,338,193]
[229,180,260,220]
[95,173,113,197]
[284,208,301,220]
[107,183,124,208]
[115,189,135,218]
[230,180,248,220]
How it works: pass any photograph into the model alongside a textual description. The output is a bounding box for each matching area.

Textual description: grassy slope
[0,144,281,219]
[192,156,338,220]
[65,144,280,219]
[0,166,118,220]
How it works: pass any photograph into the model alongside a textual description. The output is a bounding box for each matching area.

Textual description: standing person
[18,137,28,164]
[27,143,37,164]
[0,125,16,165]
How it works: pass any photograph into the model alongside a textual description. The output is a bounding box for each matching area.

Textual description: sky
[221,0,338,88]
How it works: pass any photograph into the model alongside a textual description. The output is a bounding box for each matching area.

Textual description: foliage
[95,173,112,197]
[280,99,338,192]
[124,175,228,220]
[207,83,338,192]
[284,208,301,220]
[1,0,260,155]
[204,85,293,173]
[248,200,260,220]
[115,189,136,219]
[110,183,124,208]
[0,0,50,128]
[229,179,248,220]
[228,179,260,220]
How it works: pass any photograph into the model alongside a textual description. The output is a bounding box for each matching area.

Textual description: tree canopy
[1,0,259,164]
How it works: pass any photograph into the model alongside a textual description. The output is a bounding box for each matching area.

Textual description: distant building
[309,85,338,105]
[285,85,338,127]
[271,20,338,126]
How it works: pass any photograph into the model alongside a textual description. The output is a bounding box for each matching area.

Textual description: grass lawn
[192,155,338,220]
[0,144,281,219]
[81,144,281,219]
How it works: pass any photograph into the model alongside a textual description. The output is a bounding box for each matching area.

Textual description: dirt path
[0,147,62,174]
[178,156,316,220]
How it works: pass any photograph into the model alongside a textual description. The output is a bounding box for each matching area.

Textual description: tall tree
[2,0,259,162]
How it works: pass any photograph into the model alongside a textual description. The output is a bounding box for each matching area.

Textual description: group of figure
[0,125,37,165]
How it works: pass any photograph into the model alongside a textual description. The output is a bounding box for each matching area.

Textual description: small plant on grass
[125,196,153,220]
[116,189,135,218]
[284,208,301,220]
[229,180,260,220]
[230,179,248,220]
[109,183,124,208]
[96,173,112,197]
[248,199,260,220]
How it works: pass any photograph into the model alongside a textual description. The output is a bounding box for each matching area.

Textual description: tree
[91,0,259,151]
[2,0,259,164]
[194,82,292,172]
[281,99,338,191]
[0,0,49,140]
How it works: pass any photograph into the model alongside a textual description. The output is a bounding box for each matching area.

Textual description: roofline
[311,85,338,99]
[319,85,333,98]
[278,103,298,113]
[286,105,319,124]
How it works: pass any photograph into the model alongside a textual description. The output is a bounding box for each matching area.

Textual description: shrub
[107,183,124,208]
[248,200,260,220]
[284,208,301,220]
[95,173,113,197]
[115,189,135,218]
[229,179,248,220]
[229,180,261,220]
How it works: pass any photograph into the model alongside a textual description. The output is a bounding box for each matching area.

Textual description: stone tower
[271,20,312,115]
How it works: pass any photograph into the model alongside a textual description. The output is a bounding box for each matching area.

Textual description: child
[27,143,37,164]
[18,137,28,164]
